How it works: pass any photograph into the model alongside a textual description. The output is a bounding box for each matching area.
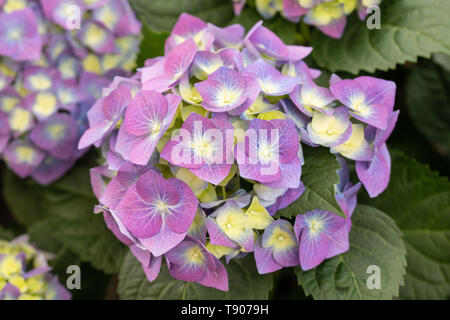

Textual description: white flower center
[258,143,275,163]
[150,121,162,136]
[309,219,323,234]
[155,200,168,214]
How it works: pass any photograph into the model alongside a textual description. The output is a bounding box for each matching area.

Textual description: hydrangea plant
[0,235,70,300]
[233,0,381,38]
[0,0,141,184]
[79,13,397,291]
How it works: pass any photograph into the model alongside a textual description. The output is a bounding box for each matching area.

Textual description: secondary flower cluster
[233,0,382,38]
[0,235,70,300]
[81,13,397,291]
[0,0,141,184]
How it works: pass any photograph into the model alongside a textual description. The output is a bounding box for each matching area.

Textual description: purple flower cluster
[0,0,141,184]
[81,13,397,290]
[233,0,382,38]
[0,235,70,300]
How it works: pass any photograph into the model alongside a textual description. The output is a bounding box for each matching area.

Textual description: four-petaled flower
[115,169,198,256]
[165,236,228,291]
[235,118,301,188]
[254,219,299,274]
[116,90,181,165]
[294,209,350,270]
[161,113,234,185]
[75,12,398,291]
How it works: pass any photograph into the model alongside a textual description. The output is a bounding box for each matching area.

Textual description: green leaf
[276,146,345,219]
[129,0,234,33]
[136,25,169,68]
[28,220,81,278]
[3,170,47,227]
[3,154,127,274]
[42,160,127,275]
[0,225,14,240]
[118,252,273,299]
[28,220,62,253]
[406,60,450,157]
[361,151,450,299]
[311,0,450,74]
[296,205,407,300]
[433,53,450,72]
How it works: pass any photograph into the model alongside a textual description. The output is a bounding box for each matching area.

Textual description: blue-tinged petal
[243,59,298,96]
[129,245,161,282]
[192,51,224,80]
[356,142,391,198]
[299,229,329,270]
[254,238,282,274]
[195,67,248,112]
[330,76,396,130]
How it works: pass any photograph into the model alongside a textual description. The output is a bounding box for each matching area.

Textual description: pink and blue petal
[115,169,198,255]
[192,51,224,80]
[166,236,228,291]
[254,238,283,274]
[246,24,289,60]
[195,67,248,112]
[265,184,305,216]
[330,76,396,130]
[294,209,349,270]
[244,59,298,96]
[206,217,240,248]
[356,142,391,198]
[129,245,161,282]
[78,84,131,149]
[100,162,149,210]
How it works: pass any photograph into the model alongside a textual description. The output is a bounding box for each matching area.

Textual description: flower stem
[221,186,227,200]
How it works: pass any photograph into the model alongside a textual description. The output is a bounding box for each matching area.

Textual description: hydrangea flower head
[0,0,141,184]
[0,235,70,300]
[81,14,398,291]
